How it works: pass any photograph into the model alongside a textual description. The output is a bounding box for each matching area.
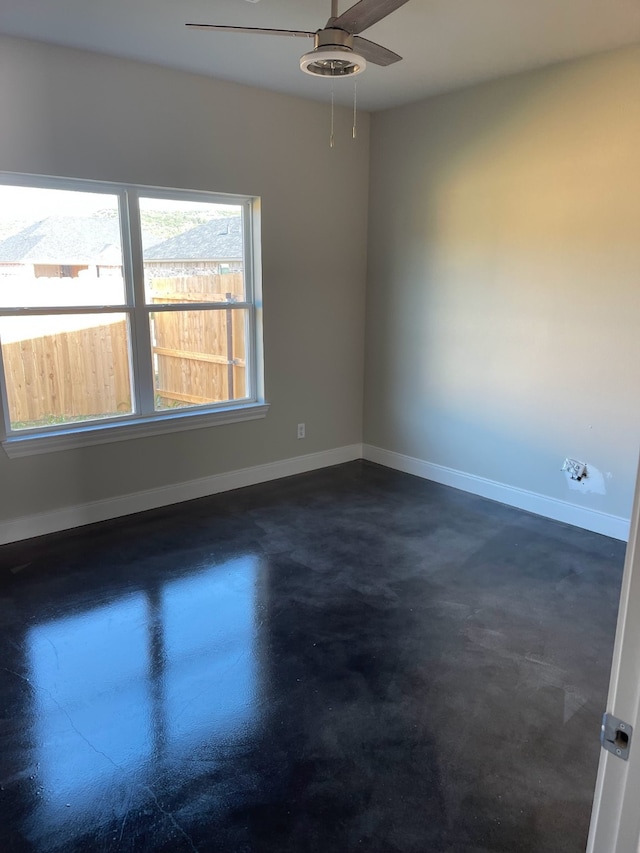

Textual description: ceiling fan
[186,0,411,78]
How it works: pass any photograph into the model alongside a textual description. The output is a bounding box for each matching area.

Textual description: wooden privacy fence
[151,274,246,407]
[3,319,132,424]
[2,273,247,425]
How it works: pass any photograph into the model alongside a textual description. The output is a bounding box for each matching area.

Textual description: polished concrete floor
[0,461,626,852]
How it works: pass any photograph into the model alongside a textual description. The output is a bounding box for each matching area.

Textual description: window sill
[2,402,270,458]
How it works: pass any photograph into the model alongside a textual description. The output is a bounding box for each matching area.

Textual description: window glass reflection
[162,556,259,748]
[25,556,260,847]
[27,594,152,812]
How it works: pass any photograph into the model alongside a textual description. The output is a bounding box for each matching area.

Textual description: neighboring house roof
[0,213,243,266]
[144,216,242,261]
[0,216,123,265]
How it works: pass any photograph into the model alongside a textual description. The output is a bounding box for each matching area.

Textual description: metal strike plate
[601,713,632,760]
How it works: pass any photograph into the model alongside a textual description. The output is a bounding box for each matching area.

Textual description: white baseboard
[2,441,629,546]
[0,443,364,545]
[363,444,630,542]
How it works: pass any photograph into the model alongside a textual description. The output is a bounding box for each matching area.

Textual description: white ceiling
[1,0,639,111]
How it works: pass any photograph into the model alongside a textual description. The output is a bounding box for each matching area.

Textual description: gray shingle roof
[144,216,243,261]
[0,216,123,265]
[0,213,244,265]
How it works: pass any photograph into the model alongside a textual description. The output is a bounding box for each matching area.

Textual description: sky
[0,184,241,222]
[0,185,119,218]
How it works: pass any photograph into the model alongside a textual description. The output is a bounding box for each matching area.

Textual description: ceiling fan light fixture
[300,47,366,77]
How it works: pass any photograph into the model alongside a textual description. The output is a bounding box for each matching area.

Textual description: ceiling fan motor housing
[300,27,366,77]
[315,28,354,50]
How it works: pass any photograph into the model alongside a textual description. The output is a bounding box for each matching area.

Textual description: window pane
[0,185,126,307]
[0,313,133,430]
[140,198,245,304]
[151,308,247,410]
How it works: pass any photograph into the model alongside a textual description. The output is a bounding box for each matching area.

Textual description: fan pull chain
[330,84,335,149]
[352,80,357,140]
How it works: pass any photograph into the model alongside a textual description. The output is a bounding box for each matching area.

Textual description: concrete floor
[0,461,626,852]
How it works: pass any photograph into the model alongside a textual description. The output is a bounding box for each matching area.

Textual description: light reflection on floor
[26,555,260,846]
[162,557,259,750]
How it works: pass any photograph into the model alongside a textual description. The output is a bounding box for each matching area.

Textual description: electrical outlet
[297,423,305,439]
[562,458,587,481]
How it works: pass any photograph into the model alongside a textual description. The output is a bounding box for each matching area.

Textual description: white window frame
[0,173,268,458]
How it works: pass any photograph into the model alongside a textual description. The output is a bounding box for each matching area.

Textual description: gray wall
[3,36,639,530]
[0,36,369,522]
[365,46,640,520]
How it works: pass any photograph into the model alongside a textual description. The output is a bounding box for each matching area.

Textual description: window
[0,175,266,456]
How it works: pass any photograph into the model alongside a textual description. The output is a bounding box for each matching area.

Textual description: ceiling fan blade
[186,24,315,39]
[353,35,401,66]
[331,0,411,35]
